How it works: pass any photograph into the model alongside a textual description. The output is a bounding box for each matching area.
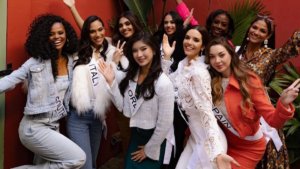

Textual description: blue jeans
[67,109,103,169]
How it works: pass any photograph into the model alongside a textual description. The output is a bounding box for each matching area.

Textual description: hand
[162,34,176,60]
[63,0,75,8]
[98,59,115,86]
[216,153,240,169]
[112,40,126,65]
[131,146,146,162]
[280,78,300,107]
[183,8,194,28]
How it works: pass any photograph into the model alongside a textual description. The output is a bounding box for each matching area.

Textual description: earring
[246,37,250,41]
[264,39,268,48]
[66,39,69,47]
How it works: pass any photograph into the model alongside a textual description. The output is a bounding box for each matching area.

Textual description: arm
[161,34,176,75]
[251,75,297,128]
[175,0,199,26]
[144,74,175,160]
[63,0,84,29]
[189,69,225,161]
[272,30,300,66]
[0,58,33,93]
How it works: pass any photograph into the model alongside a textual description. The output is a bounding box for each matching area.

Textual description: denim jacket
[0,55,74,115]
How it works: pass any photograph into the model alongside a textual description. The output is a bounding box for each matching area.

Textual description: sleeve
[161,57,173,75]
[250,75,294,128]
[189,69,225,161]
[0,59,32,93]
[107,79,124,112]
[272,30,300,66]
[176,1,199,26]
[144,74,175,160]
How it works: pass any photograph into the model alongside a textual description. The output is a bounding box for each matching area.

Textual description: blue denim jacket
[0,56,74,115]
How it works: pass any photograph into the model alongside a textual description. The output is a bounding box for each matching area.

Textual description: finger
[288,79,300,89]
[120,41,126,49]
[190,8,194,16]
[131,150,140,156]
[116,40,120,49]
[172,41,176,48]
[138,145,144,149]
[230,157,241,167]
[294,79,300,89]
[163,34,168,43]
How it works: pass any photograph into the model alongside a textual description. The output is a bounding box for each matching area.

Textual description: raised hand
[216,153,240,169]
[280,78,300,107]
[183,8,194,28]
[63,0,75,8]
[162,34,176,60]
[112,40,126,65]
[131,146,146,162]
[98,59,115,86]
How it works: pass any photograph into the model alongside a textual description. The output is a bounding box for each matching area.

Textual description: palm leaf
[228,0,266,45]
[123,0,153,31]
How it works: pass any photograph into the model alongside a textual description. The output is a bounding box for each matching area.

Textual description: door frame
[0,0,7,167]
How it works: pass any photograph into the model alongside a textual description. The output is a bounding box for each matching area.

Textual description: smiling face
[89,20,105,49]
[132,40,154,69]
[49,22,66,52]
[164,14,176,36]
[118,17,135,38]
[209,44,232,77]
[248,19,269,45]
[183,29,203,60]
[210,14,229,38]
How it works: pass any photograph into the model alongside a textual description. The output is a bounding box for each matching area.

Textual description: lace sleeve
[189,68,225,160]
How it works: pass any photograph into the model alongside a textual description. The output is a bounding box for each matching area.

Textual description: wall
[0,0,7,167]
[153,0,300,47]
[5,0,120,168]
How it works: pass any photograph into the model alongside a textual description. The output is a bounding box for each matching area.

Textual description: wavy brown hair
[205,37,262,121]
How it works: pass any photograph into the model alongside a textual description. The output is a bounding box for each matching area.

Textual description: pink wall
[153,0,300,47]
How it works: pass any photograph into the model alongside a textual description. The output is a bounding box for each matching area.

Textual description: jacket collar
[228,74,240,90]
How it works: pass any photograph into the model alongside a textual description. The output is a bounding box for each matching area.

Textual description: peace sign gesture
[112,40,126,65]
[280,78,300,107]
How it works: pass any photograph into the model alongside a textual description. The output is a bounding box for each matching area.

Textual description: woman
[237,14,300,169]
[99,32,174,169]
[153,11,187,169]
[162,26,237,169]
[175,0,235,41]
[205,37,298,169]
[0,14,86,168]
[68,15,128,169]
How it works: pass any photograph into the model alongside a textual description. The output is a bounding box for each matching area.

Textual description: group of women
[1,0,300,169]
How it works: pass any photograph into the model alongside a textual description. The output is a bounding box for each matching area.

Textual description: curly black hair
[25,14,78,79]
[75,15,109,67]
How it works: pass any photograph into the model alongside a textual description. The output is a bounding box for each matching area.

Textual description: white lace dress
[166,57,227,169]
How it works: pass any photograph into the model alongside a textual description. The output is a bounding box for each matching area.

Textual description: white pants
[12,115,86,169]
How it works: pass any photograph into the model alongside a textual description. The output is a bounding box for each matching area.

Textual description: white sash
[212,106,263,141]
[88,59,101,98]
[55,96,67,117]
[260,117,283,151]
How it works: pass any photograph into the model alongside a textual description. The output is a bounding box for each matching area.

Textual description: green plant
[228,0,267,45]
[269,62,300,164]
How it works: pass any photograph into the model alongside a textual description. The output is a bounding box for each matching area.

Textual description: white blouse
[165,56,225,161]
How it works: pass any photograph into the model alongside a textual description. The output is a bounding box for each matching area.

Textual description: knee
[70,150,87,169]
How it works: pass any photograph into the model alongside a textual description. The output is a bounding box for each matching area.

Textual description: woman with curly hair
[68,15,128,169]
[0,14,86,168]
[206,37,298,169]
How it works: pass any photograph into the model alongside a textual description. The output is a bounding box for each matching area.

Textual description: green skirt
[124,127,166,169]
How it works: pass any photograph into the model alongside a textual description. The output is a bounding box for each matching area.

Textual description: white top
[164,56,225,161]
[108,71,174,161]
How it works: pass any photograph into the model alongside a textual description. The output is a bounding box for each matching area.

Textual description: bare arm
[63,0,84,29]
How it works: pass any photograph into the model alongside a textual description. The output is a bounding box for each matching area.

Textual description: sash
[260,117,283,151]
[55,96,67,117]
[212,106,263,141]
[88,59,101,100]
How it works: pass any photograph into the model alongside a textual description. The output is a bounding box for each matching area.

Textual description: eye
[193,37,200,42]
[184,35,190,40]
[125,21,131,26]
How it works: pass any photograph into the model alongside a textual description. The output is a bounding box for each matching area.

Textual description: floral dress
[241,30,300,169]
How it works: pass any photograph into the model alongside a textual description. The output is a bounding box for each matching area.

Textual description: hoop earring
[264,39,268,48]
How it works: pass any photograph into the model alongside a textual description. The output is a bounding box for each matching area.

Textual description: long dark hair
[119,32,162,100]
[205,9,235,39]
[154,11,186,71]
[25,14,78,79]
[112,11,143,46]
[75,15,109,67]
[237,15,275,56]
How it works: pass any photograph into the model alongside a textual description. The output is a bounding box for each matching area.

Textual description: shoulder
[106,44,116,56]
[156,72,173,89]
